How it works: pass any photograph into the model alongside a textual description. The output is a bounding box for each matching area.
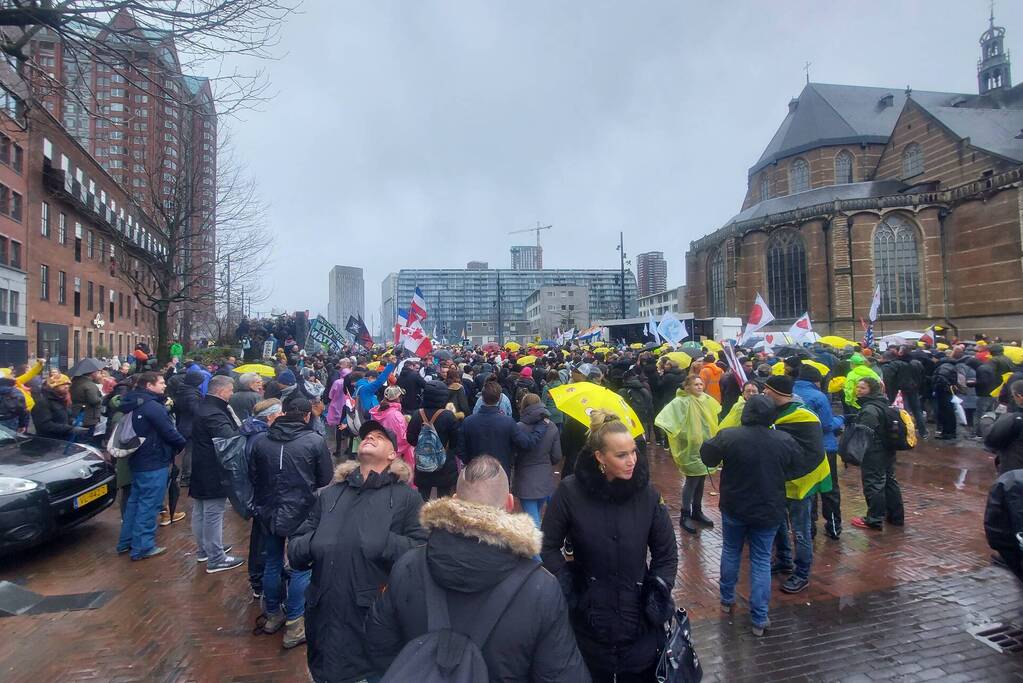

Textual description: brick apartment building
[686,16,1023,340]
[0,73,30,366]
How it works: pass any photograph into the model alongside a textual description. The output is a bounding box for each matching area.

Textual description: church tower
[978,7,1011,95]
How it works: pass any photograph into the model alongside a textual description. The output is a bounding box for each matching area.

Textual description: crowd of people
[11,330,1023,683]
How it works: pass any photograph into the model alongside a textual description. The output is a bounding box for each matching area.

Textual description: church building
[685,14,1023,340]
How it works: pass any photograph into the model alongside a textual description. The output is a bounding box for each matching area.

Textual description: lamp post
[617,231,626,318]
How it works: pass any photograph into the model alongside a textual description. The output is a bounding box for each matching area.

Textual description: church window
[835,151,853,184]
[708,248,725,316]
[759,173,770,202]
[902,142,923,178]
[766,229,807,319]
[873,214,921,315]
[789,158,810,193]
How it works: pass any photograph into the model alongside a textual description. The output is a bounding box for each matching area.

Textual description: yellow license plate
[74,484,108,509]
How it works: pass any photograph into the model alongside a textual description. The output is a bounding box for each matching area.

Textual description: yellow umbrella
[819,335,856,348]
[233,363,276,377]
[703,339,723,354]
[593,341,606,347]
[664,351,692,369]
[504,341,521,352]
[548,382,644,438]
[562,349,571,358]
[1004,346,1023,364]
[936,342,949,351]
[772,359,831,376]
[366,361,382,371]
[535,345,549,350]
[828,376,847,394]
[516,355,538,366]
[593,347,612,356]
[629,343,644,350]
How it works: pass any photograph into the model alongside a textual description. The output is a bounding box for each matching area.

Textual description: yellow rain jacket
[655,391,720,476]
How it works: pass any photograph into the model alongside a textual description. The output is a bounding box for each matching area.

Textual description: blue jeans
[117,467,169,558]
[262,533,311,620]
[519,497,550,529]
[775,497,813,580]
[719,513,777,628]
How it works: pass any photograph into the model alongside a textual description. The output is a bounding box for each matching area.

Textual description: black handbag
[655,606,702,683]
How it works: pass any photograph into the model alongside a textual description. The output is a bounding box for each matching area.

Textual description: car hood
[0,436,99,477]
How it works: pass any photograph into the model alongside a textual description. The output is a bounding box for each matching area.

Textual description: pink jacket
[369,402,416,481]
[326,369,352,427]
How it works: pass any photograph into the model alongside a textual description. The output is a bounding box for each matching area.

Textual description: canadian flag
[739,293,775,345]
[787,312,812,342]
[400,320,433,358]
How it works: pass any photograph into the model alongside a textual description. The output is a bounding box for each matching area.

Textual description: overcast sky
[223,0,1023,330]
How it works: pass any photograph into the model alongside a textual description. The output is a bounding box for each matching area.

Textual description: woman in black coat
[407,380,461,501]
[541,410,678,682]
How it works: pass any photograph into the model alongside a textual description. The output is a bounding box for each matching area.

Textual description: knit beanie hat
[277,369,297,386]
[764,375,794,397]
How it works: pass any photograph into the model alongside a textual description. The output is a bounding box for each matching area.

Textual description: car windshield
[0,424,20,444]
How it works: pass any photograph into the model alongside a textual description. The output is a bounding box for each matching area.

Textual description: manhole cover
[970,623,1023,653]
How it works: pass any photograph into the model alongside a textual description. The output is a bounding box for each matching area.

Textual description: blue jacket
[472,391,512,417]
[793,379,844,454]
[185,365,212,396]
[461,405,547,474]
[354,363,395,413]
[121,389,187,473]
[239,415,270,458]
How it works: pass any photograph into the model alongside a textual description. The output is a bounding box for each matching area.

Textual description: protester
[239,398,282,601]
[288,419,426,683]
[230,372,264,421]
[249,397,333,649]
[764,374,830,594]
[794,365,845,539]
[541,410,677,682]
[462,379,548,475]
[189,375,245,573]
[932,354,960,440]
[369,385,416,474]
[699,354,724,403]
[0,375,29,432]
[398,358,428,414]
[116,372,187,561]
[32,374,85,439]
[353,361,396,416]
[655,374,721,534]
[407,380,461,500]
[70,369,103,440]
[171,370,204,488]
[719,380,760,429]
[984,379,1023,475]
[366,454,589,681]
[618,367,654,451]
[444,368,470,419]
[541,367,566,433]
[701,394,798,636]
[513,392,562,528]
[843,354,881,411]
[850,377,906,531]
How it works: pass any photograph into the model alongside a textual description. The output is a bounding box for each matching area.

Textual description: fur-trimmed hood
[420,497,541,558]
[332,457,412,485]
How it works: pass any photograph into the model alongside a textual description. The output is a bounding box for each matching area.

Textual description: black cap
[797,364,822,383]
[764,375,794,397]
[359,419,398,451]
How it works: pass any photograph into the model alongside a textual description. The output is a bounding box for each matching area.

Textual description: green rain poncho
[843,354,882,409]
[655,390,721,476]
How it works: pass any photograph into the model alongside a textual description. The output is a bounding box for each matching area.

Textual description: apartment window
[98,285,105,311]
[73,277,80,317]
[39,265,49,300]
[12,144,22,173]
[99,238,105,263]
[58,213,66,244]
[118,292,123,317]
[75,235,82,262]
[10,240,20,269]
[87,281,93,310]
[40,201,50,237]
[8,290,17,326]
[0,235,7,265]
[57,271,66,305]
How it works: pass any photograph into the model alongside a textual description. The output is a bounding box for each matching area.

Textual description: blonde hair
[586,409,630,452]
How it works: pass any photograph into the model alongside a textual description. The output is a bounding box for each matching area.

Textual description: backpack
[105,409,145,458]
[415,409,447,473]
[381,557,539,683]
[838,420,871,466]
[863,402,916,452]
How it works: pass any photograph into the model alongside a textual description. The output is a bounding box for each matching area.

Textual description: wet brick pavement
[1,437,1022,681]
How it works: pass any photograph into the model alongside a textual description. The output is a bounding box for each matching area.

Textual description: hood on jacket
[422,380,450,409]
[332,458,412,484]
[266,415,311,441]
[740,394,776,426]
[519,402,550,425]
[574,446,651,503]
[447,382,463,392]
[421,497,540,559]
[0,377,16,390]
[184,371,205,387]
[239,416,270,437]
[120,389,160,412]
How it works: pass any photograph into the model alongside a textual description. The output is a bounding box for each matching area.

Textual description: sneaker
[116,545,130,555]
[824,524,842,540]
[262,608,286,634]
[252,588,263,600]
[170,511,186,524]
[770,561,794,575]
[282,616,306,649]
[752,619,771,637]
[196,544,233,563]
[720,602,734,615]
[206,555,245,574]
[131,546,166,561]
[158,510,172,526]
[780,575,809,594]
[851,517,882,531]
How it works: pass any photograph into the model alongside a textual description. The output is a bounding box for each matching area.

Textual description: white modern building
[327,265,365,332]
[380,272,398,338]
[525,285,590,338]
[638,285,688,318]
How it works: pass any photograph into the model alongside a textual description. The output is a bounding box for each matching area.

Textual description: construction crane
[508,222,552,248]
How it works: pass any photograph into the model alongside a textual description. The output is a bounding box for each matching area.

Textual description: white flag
[787,312,812,342]
[868,284,882,322]
[647,313,662,344]
[739,293,775,345]
[657,312,688,347]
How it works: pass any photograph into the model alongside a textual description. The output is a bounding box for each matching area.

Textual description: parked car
[0,425,116,554]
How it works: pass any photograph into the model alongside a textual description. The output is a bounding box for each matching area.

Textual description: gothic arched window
[873,214,921,315]
[835,150,854,184]
[766,229,807,319]
[902,142,923,178]
[707,248,725,316]
[789,158,810,193]
[760,173,770,202]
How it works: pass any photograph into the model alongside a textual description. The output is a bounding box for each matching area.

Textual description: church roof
[751,83,973,174]
[723,180,907,229]
[925,105,1023,163]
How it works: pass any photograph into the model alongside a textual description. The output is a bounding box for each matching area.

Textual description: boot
[679,512,697,534]
[282,616,306,649]
[691,507,714,528]
[262,608,286,634]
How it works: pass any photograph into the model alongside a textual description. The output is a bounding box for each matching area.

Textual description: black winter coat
[462,404,547,475]
[655,368,685,412]
[69,375,103,428]
[986,469,1023,576]
[171,372,203,439]
[188,395,240,500]
[985,406,1023,475]
[398,367,428,413]
[229,389,262,422]
[366,497,590,682]
[288,460,426,683]
[513,403,562,500]
[31,387,75,439]
[408,381,462,492]
[618,377,653,426]
[248,416,333,537]
[541,450,678,675]
[856,394,896,464]
[559,416,588,478]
